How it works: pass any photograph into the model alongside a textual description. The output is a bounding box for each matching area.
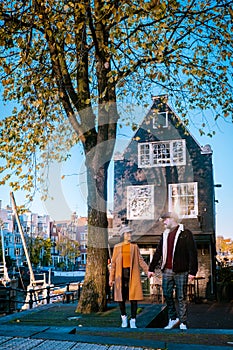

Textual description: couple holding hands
[109,212,198,329]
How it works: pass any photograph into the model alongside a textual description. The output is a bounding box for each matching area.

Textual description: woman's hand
[148,271,154,278]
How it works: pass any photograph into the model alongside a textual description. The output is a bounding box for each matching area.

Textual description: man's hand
[188,274,195,281]
[148,271,154,278]
[109,280,114,287]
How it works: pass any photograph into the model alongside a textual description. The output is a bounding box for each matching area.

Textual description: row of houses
[0,202,88,272]
[1,95,220,299]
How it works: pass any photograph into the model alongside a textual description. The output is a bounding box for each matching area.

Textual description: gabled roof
[117,95,212,159]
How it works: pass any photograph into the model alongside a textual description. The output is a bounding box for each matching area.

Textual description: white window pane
[172,140,186,165]
[139,140,186,168]
[139,144,150,166]
[169,182,198,218]
[153,142,170,165]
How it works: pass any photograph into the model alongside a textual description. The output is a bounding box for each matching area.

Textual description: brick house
[111,95,217,300]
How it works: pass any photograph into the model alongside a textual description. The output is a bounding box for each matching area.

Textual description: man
[148,212,198,330]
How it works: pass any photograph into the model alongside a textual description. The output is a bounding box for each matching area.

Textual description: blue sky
[189,118,233,240]
[0,101,233,240]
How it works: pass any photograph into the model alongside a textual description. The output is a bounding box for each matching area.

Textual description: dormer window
[138,140,186,167]
[153,111,168,129]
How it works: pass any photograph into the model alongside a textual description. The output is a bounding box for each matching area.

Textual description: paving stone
[0,336,12,344]
[109,347,143,350]
[71,344,108,349]
[0,337,43,349]
[34,339,76,349]
[0,337,146,350]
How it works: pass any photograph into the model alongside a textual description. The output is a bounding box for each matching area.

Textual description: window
[80,232,87,241]
[14,236,21,244]
[138,140,186,167]
[3,222,9,230]
[81,253,87,265]
[168,182,198,218]
[14,248,21,256]
[153,111,168,129]
[127,185,154,220]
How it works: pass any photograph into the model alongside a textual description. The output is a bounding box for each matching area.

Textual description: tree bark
[76,157,109,313]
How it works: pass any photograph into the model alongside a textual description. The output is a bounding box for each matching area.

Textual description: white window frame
[138,139,186,168]
[14,236,21,244]
[127,185,154,220]
[153,111,168,129]
[168,182,198,218]
[80,243,87,250]
[14,248,21,256]
[80,232,87,241]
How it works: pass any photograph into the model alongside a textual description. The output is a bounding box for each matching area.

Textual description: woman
[109,226,149,328]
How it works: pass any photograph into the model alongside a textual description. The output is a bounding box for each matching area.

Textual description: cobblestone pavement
[0,336,147,350]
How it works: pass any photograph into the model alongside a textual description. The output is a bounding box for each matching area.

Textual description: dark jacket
[149,224,198,276]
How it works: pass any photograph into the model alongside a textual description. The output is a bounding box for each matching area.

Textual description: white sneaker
[164,318,179,329]
[180,323,187,330]
[121,315,128,328]
[130,318,137,328]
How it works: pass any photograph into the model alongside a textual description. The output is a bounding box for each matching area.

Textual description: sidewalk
[0,300,232,349]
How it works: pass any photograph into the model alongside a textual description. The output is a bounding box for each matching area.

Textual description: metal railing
[0,282,83,315]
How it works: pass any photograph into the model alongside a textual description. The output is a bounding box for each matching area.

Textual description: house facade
[111,95,217,300]
[0,202,52,268]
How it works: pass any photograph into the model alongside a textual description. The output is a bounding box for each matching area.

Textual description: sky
[191,118,233,240]
[0,100,233,240]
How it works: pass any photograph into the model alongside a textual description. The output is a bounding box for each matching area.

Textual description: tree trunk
[76,159,109,313]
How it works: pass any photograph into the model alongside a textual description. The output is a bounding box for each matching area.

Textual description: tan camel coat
[109,242,149,301]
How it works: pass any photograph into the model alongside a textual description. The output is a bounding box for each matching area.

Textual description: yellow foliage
[0,0,232,201]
